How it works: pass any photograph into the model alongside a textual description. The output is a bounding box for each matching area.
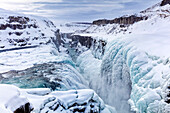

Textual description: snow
[58,22,91,33]
[75,4,170,113]
[37,89,114,113]
[0,84,30,113]
[22,88,51,96]
[0,44,59,73]
[0,84,114,113]
[0,3,169,113]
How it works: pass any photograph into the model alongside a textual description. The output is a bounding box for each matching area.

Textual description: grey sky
[0,0,161,24]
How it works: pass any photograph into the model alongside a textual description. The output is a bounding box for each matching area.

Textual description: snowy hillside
[0,8,61,73]
[81,3,170,36]
[0,1,170,113]
[73,3,170,113]
[0,84,115,113]
[0,8,114,113]
[0,8,57,50]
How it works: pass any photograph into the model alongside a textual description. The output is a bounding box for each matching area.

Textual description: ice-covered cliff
[0,8,114,113]
[74,3,170,113]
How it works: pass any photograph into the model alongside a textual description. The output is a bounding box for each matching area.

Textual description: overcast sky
[0,0,161,24]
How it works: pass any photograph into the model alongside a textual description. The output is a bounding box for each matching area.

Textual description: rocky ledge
[0,84,33,113]
[0,84,115,113]
[92,15,148,25]
[160,0,170,6]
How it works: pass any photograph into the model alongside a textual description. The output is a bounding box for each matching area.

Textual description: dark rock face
[165,85,170,104]
[59,33,107,60]
[0,15,58,48]
[160,0,170,6]
[14,103,33,113]
[0,23,38,30]
[8,16,30,24]
[68,35,93,49]
[93,15,148,25]
[0,16,37,30]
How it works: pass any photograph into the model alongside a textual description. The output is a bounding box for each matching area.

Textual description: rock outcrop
[160,0,170,6]
[59,33,107,60]
[0,84,33,113]
[38,89,115,113]
[0,84,116,113]
[0,14,57,49]
[92,15,148,25]
[14,103,33,113]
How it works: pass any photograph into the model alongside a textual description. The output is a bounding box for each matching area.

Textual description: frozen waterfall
[76,36,169,113]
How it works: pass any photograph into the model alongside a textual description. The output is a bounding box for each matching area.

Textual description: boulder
[0,84,33,113]
[160,0,170,6]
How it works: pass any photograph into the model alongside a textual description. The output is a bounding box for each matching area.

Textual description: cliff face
[0,16,38,30]
[92,0,170,26]
[92,15,148,25]
[160,0,170,6]
[0,13,57,49]
[59,33,107,60]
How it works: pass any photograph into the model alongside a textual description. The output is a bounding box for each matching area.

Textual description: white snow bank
[38,89,116,113]
[0,44,59,73]
[75,4,170,113]
[22,88,51,96]
[0,84,31,113]
[0,84,115,113]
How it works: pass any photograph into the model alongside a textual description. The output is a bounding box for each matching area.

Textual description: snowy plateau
[0,0,170,113]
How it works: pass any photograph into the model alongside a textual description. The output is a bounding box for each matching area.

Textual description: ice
[75,4,170,113]
[22,88,51,96]
[0,84,32,113]
[0,3,169,113]
[37,89,114,113]
[0,62,88,91]
[77,36,170,112]
[11,86,114,113]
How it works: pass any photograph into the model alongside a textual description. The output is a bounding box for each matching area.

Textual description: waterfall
[76,36,168,113]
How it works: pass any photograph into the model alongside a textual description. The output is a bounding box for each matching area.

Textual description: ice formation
[75,4,170,113]
[0,84,33,113]
[0,2,169,113]
[0,84,115,113]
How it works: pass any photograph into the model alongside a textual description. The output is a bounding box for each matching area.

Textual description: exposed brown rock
[93,15,148,25]
[160,0,170,6]
[8,16,30,24]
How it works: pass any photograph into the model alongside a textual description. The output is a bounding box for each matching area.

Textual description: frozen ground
[75,4,170,113]
[0,84,115,113]
[0,3,169,113]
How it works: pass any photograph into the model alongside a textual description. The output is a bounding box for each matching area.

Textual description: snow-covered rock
[0,9,57,49]
[0,8,62,73]
[74,3,170,113]
[0,84,33,113]
[38,89,116,113]
[0,1,170,113]
[0,84,115,113]
[80,3,170,36]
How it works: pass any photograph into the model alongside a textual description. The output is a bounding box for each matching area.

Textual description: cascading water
[76,34,169,113]
[1,30,169,113]
[76,40,133,113]
[59,33,133,112]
